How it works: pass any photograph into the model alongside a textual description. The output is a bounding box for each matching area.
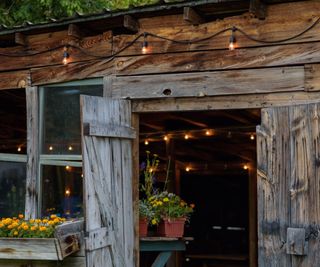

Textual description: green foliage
[0,0,164,27]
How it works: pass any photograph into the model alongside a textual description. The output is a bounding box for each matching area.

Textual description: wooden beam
[132,91,320,113]
[14,32,27,46]
[83,122,136,139]
[0,70,29,90]
[111,67,304,99]
[305,63,320,91]
[68,24,83,39]
[249,0,266,19]
[183,7,204,25]
[25,85,39,219]
[123,15,140,33]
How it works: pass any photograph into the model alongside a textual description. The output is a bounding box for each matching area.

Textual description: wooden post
[248,161,257,267]
[25,85,39,219]
[132,113,140,267]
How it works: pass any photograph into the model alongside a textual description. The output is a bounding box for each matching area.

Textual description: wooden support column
[132,113,140,267]
[248,161,257,267]
[25,85,39,219]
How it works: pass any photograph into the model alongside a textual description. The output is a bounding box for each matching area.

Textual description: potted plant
[139,199,155,237]
[149,191,194,237]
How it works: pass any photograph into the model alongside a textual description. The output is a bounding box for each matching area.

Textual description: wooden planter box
[0,220,83,261]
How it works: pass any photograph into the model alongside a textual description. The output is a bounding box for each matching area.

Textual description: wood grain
[111,67,304,99]
[25,86,39,219]
[256,106,291,267]
[0,70,28,90]
[305,64,320,91]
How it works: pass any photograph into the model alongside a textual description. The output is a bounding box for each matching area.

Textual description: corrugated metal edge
[0,0,237,36]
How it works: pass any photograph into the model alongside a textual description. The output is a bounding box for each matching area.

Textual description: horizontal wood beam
[132,91,320,113]
[183,7,205,25]
[0,70,29,90]
[83,122,136,139]
[111,67,304,99]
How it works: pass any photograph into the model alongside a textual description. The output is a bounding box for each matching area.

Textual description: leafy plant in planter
[139,200,156,237]
[149,191,195,237]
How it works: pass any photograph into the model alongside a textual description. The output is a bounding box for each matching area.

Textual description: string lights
[0,17,317,65]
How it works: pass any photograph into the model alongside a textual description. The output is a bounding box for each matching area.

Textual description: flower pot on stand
[158,218,186,237]
[139,218,148,237]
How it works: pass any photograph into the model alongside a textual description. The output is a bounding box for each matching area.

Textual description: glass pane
[0,161,26,217]
[0,89,26,154]
[41,85,103,154]
[41,165,83,218]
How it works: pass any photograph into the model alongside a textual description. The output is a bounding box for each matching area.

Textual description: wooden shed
[0,0,319,266]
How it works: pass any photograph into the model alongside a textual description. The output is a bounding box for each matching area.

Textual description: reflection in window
[41,85,103,155]
[0,162,26,217]
[41,165,83,218]
[0,90,26,154]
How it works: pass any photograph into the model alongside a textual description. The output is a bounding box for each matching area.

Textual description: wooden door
[80,95,135,267]
[257,103,320,267]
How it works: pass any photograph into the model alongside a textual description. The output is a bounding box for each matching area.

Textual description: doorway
[139,109,260,267]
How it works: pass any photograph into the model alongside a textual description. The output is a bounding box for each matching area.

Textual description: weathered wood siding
[257,103,320,266]
[81,96,134,267]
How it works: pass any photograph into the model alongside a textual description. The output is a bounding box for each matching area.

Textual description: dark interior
[139,109,260,267]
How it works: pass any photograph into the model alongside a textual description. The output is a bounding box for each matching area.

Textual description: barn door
[257,103,320,267]
[80,95,135,267]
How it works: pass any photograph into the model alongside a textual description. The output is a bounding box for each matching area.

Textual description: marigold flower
[40,226,47,231]
[7,225,13,230]
[29,219,35,224]
[53,218,60,224]
[18,214,24,219]
[0,223,4,228]
[13,231,18,236]
[31,226,37,231]
[42,219,48,223]
[23,225,29,231]
[50,214,57,219]
[151,219,157,225]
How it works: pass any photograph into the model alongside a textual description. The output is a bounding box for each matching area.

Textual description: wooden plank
[111,67,304,99]
[15,33,27,46]
[0,238,60,261]
[256,106,291,267]
[85,228,112,251]
[114,1,320,55]
[132,91,320,113]
[123,15,140,33]
[290,103,320,266]
[114,42,320,76]
[31,41,320,85]
[286,228,307,255]
[83,122,136,139]
[0,70,28,90]
[183,7,204,25]
[0,257,86,267]
[305,64,320,91]
[248,163,257,267]
[132,113,140,267]
[25,86,39,219]
[152,252,172,267]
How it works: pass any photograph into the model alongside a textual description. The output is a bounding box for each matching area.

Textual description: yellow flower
[13,231,18,236]
[29,219,35,224]
[23,225,29,231]
[18,214,24,219]
[53,218,60,224]
[151,219,157,225]
[40,226,47,231]
[163,197,169,202]
[50,214,57,219]
[42,219,48,223]
[31,226,37,231]
[0,223,4,228]
[157,201,163,206]
[48,221,55,226]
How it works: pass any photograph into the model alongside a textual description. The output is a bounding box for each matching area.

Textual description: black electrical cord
[0,17,318,58]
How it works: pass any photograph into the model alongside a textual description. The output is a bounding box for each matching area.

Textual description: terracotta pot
[139,218,148,237]
[158,217,186,237]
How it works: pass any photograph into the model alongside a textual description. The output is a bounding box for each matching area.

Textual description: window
[39,79,103,218]
[0,89,27,217]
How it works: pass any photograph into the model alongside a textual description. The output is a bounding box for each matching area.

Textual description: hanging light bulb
[229,27,237,51]
[17,147,21,152]
[65,189,71,196]
[62,45,70,65]
[142,32,149,54]
[243,164,249,170]
[49,146,53,151]
[184,134,189,140]
[144,139,149,145]
[185,166,191,172]
[250,134,255,140]
[164,135,168,141]
[65,165,70,171]
[68,145,73,151]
